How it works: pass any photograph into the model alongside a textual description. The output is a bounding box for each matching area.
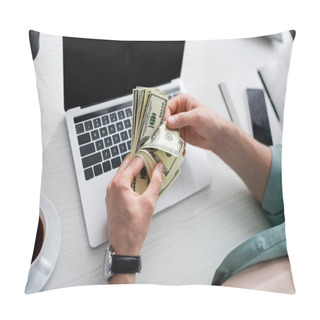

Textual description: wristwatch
[103,245,142,282]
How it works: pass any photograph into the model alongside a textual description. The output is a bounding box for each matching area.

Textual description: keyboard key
[80,142,95,156]
[125,108,132,117]
[112,134,120,144]
[120,131,128,141]
[119,143,127,154]
[95,139,104,151]
[78,133,91,145]
[102,149,111,160]
[91,130,100,140]
[127,140,131,150]
[129,129,131,137]
[99,127,108,137]
[102,115,109,125]
[94,164,103,176]
[116,122,124,131]
[118,110,125,120]
[124,119,131,128]
[111,156,121,169]
[82,152,102,168]
[104,137,112,148]
[111,146,119,157]
[93,118,102,128]
[76,123,85,134]
[108,124,116,134]
[84,167,94,180]
[85,120,93,131]
[102,160,111,173]
[110,113,117,122]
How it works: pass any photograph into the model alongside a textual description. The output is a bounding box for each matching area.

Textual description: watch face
[103,247,113,282]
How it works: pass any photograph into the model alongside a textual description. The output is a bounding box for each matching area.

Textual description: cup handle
[35,256,52,275]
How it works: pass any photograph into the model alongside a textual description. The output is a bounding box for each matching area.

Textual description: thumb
[143,163,163,200]
[167,109,196,129]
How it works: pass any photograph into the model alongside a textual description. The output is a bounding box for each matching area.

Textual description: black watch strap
[111,254,141,274]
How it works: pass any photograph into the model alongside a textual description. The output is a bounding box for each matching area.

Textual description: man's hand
[166,93,227,153]
[106,155,163,257]
[105,155,162,284]
[166,93,271,203]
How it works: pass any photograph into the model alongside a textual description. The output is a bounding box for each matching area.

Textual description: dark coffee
[31,216,44,263]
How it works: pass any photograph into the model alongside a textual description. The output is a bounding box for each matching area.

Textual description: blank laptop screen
[63,37,185,111]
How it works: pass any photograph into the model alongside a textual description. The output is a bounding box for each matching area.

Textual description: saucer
[25,193,61,294]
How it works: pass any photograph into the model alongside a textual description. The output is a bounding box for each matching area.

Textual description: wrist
[211,117,235,154]
[108,273,136,284]
[110,242,141,256]
[104,245,141,284]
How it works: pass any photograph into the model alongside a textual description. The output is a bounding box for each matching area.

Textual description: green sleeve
[212,144,288,286]
[261,145,285,226]
[212,222,287,285]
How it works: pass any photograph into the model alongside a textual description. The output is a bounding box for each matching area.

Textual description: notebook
[64,37,213,247]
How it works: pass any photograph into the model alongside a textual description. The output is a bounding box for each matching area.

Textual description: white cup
[25,193,61,294]
[25,206,53,294]
[31,208,51,275]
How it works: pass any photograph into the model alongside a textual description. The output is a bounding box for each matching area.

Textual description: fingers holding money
[166,93,189,117]
[119,156,145,185]
[131,86,185,197]
[167,93,208,131]
[141,162,163,202]
[167,108,200,130]
[115,153,132,175]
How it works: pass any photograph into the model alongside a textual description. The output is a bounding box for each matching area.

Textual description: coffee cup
[25,193,61,294]
[30,208,51,275]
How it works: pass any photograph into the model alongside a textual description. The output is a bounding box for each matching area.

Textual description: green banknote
[130,87,184,197]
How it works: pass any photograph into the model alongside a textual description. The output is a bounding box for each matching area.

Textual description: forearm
[108,273,136,284]
[213,120,272,203]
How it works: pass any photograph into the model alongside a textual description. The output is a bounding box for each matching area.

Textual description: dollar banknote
[130,87,184,197]
[131,87,168,157]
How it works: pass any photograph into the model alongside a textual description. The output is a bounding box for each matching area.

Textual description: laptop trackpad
[154,176,184,213]
[154,144,212,214]
[180,145,212,194]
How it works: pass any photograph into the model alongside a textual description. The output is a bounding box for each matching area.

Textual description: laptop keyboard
[73,87,180,181]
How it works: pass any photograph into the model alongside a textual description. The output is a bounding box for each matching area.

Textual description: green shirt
[212,145,287,285]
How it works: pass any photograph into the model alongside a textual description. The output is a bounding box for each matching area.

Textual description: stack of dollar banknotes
[130,87,185,198]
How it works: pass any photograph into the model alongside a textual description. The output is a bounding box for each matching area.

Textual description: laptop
[64,37,213,247]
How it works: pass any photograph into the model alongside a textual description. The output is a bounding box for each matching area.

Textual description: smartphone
[246,88,273,146]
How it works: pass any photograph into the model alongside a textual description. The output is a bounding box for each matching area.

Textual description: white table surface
[33,31,293,290]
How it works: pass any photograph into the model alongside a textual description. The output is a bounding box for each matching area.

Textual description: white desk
[34,31,293,290]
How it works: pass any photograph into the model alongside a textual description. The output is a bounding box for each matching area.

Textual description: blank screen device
[246,88,273,146]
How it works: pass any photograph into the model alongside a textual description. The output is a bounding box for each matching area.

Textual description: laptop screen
[63,37,185,111]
